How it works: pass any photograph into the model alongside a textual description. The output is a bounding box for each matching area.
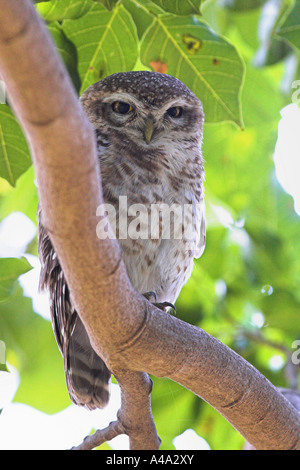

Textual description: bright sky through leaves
[274,104,300,216]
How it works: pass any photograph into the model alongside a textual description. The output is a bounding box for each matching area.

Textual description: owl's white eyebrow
[162,99,192,110]
[102,93,139,106]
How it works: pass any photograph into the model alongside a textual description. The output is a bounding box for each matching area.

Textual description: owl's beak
[143,119,155,144]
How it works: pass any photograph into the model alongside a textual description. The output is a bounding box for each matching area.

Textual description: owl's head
[80,71,204,147]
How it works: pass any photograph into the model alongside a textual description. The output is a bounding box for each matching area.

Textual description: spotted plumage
[38,71,205,410]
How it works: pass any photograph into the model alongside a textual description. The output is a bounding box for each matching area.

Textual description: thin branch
[72,421,123,451]
[0,0,299,450]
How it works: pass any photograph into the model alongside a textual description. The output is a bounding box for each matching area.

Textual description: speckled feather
[38,71,205,410]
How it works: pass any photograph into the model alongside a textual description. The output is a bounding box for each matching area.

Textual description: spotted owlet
[38,71,205,410]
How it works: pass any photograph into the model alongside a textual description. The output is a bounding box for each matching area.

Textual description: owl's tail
[38,210,110,410]
[64,314,111,410]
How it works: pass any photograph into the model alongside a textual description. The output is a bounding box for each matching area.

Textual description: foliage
[0,257,32,302]
[0,107,32,186]
[0,0,299,450]
[276,0,300,51]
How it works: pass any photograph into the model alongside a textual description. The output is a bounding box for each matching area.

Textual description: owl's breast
[100,166,203,303]
[98,136,204,302]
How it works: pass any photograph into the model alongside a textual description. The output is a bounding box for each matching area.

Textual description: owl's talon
[154,301,176,314]
[143,292,176,313]
[153,301,177,314]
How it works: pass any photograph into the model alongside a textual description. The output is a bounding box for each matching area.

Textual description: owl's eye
[167,106,183,119]
[112,101,133,115]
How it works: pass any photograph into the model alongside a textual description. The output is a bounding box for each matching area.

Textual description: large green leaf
[276,0,300,51]
[36,0,93,21]
[63,3,139,93]
[0,106,31,187]
[150,0,202,15]
[0,258,32,302]
[140,15,244,126]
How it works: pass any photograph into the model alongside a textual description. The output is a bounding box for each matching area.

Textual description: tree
[0,0,299,450]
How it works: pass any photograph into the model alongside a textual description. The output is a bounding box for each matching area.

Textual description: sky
[274,104,300,216]
[0,103,299,450]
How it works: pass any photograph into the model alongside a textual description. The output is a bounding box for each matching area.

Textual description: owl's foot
[153,301,177,314]
[143,291,176,314]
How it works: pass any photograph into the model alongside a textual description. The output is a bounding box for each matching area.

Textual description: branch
[0,0,299,450]
[72,421,123,451]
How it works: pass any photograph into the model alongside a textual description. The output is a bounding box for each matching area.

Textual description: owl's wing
[193,197,206,259]
[38,208,110,410]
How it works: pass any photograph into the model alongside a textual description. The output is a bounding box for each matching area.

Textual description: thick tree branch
[0,0,299,450]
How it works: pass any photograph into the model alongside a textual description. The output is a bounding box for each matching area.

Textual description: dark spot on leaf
[182,34,203,54]
[213,58,220,65]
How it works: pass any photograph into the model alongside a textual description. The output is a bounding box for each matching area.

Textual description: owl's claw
[153,301,176,314]
[143,292,176,314]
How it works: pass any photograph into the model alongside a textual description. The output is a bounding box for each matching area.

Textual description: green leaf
[0,257,32,302]
[135,0,165,14]
[0,166,38,225]
[195,402,244,450]
[93,0,119,10]
[254,37,292,67]
[36,0,93,21]
[36,0,93,22]
[0,106,31,187]
[150,0,202,15]
[276,0,300,51]
[151,378,197,450]
[48,23,81,93]
[140,15,244,126]
[63,3,139,93]
[122,0,158,38]
[0,340,9,372]
[253,0,293,67]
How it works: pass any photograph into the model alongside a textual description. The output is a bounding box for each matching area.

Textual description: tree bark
[0,0,299,450]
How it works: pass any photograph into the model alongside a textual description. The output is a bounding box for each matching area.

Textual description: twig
[72,421,123,451]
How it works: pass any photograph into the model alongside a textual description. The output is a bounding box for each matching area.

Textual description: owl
[38,71,205,410]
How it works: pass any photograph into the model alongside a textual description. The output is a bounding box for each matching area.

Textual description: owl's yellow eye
[167,106,183,118]
[112,101,133,115]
